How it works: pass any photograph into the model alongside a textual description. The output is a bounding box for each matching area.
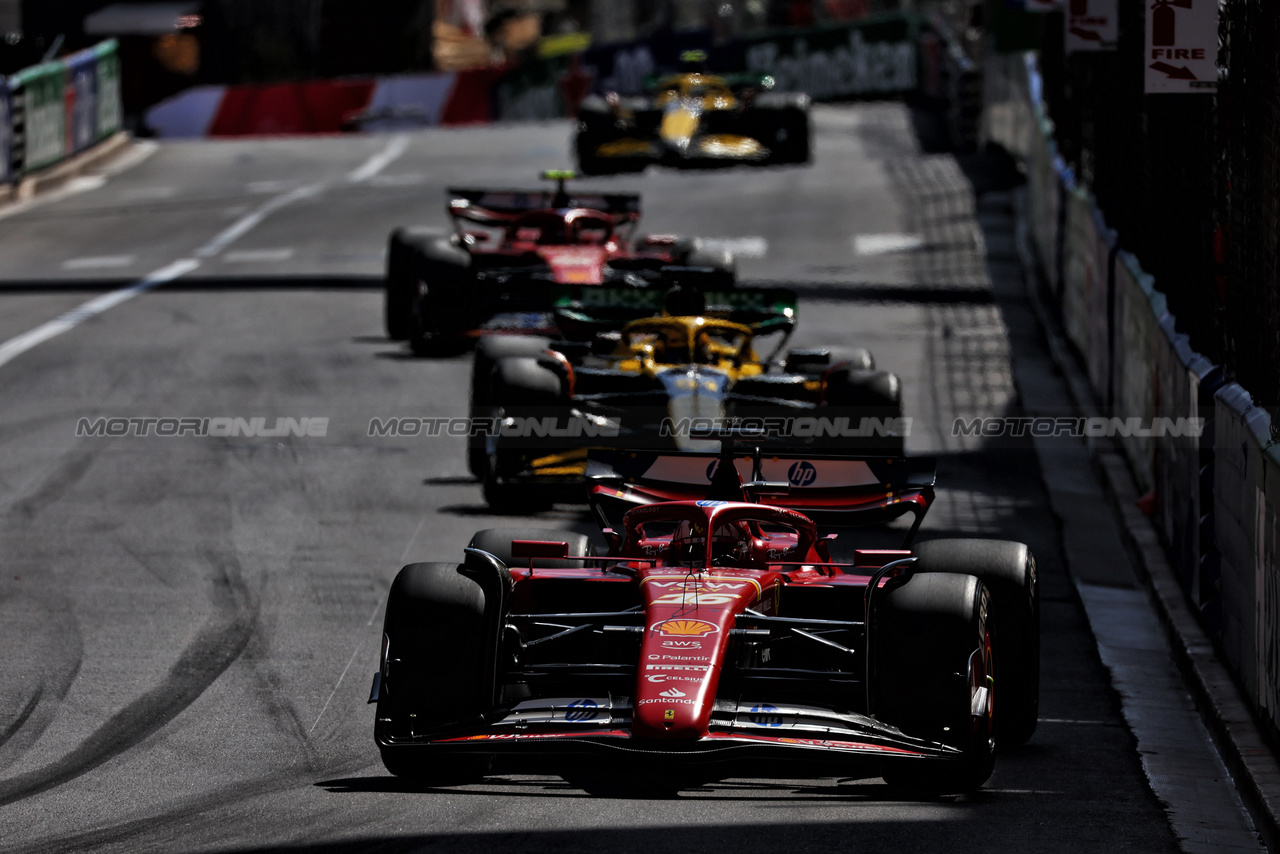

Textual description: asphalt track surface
[0,105,1203,852]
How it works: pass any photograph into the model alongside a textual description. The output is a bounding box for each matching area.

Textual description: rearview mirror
[510,540,569,560]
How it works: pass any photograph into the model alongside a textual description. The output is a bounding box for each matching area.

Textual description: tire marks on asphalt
[0,548,258,806]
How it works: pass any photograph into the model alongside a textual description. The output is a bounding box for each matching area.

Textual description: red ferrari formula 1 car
[369,444,1039,794]
[384,170,734,355]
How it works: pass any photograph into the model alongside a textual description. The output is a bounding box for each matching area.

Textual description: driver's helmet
[668,519,753,567]
[650,327,690,364]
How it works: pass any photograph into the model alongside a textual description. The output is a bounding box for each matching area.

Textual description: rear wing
[447,187,642,222]
[585,448,935,544]
[551,284,796,338]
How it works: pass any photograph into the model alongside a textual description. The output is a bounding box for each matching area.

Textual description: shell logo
[655,619,718,637]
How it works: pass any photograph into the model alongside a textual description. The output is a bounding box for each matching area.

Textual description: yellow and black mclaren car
[469,299,904,508]
[575,65,811,174]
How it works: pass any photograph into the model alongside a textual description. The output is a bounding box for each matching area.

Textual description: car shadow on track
[312,774,991,804]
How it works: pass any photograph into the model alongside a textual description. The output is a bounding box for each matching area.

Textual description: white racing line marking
[61,255,135,270]
[223,248,294,264]
[0,259,199,370]
[307,513,427,737]
[853,233,924,256]
[194,185,323,259]
[347,135,409,183]
[0,135,411,372]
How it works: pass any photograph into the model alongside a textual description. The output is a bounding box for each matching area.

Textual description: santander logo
[659,687,687,698]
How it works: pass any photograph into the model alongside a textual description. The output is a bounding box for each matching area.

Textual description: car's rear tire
[376,561,495,783]
[385,228,438,340]
[408,237,471,357]
[469,337,554,477]
[468,527,596,568]
[483,357,568,510]
[874,572,996,793]
[821,367,904,453]
[914,539,1039,746]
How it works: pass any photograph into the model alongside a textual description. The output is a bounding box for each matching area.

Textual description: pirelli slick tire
[376,561,494,784]
[385,228,439,340]
[468,337,553,478]
[483,357,568,510]
[468,527,596,569]
[783,347,874,375]
[408,237,471,357]
[754,93,811,165]
[915,539,1040,746]
[875,572,996,793]
[820,368,904,453]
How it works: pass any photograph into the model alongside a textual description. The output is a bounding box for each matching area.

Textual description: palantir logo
[787,461,817,487]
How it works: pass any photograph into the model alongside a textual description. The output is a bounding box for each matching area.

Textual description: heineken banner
[741,15,920,99]
[14,61,67,172]
[95,39,122,140]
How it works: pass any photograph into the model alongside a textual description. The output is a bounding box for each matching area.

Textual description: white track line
[195,185,322,258]
[0,259,199,370]
[347,135,409,183]
[0,135,412,371]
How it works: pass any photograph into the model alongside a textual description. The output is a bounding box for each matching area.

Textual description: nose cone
[633,614,729,739]
[632,572,767,740]
[660,105,699,152]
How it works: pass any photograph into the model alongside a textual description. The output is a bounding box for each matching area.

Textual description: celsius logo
[748,704,783,727]
[787,461,817,487]
[565,699,600,722]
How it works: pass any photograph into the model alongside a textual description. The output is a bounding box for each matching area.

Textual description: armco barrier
[1112,251,1163,493]
[1086,204,1117,401]
[1024,111,1061,295]
[1061,183,1092,363]
[0,76,11,184]
[1154,313,1221,620]
[981,51,1036,161]
[1260,443,1280,734]
[1213,383,1275,729]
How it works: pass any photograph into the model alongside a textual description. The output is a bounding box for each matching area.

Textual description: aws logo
[787,461,817,486]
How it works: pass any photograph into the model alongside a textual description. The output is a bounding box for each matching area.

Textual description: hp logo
[787,461,817,487]
[565,699,600,722]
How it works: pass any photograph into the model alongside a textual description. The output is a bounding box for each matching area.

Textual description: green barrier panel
[94,38,122,140]
[14,61,67,172]
[740,13,921,100]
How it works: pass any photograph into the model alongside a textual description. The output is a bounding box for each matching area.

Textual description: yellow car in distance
[575,64,811,174]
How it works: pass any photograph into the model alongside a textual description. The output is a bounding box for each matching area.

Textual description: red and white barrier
[144,70,498,138]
